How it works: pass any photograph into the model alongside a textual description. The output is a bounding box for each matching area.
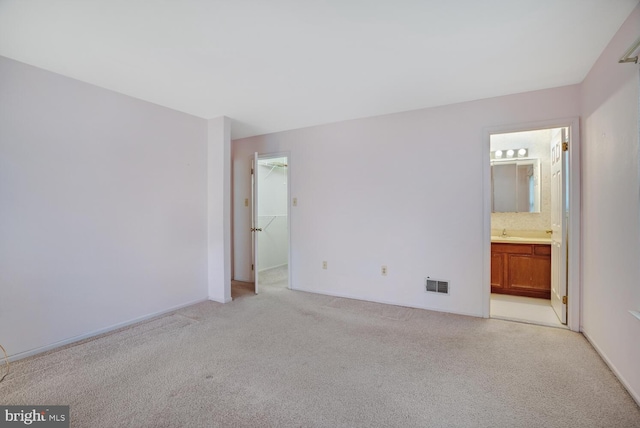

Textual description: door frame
[252,151,292,290]
[482,117,581,332]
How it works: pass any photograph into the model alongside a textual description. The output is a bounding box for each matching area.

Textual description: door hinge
[251,167,254,175]
[562,142,568,152]
[562,295,567,305]
[251,264,254,271]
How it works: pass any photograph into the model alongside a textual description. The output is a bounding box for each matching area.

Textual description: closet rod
[619,36,640,64]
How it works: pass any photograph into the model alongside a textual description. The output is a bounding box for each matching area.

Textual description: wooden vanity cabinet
[491,243,551,299]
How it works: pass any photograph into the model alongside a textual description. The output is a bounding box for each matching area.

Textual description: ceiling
[1,0,637,139]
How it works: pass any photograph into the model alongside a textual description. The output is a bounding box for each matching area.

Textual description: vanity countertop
[490,229,552,244]
[491,236,552,245]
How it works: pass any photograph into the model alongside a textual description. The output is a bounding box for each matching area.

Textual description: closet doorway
[251,153,290,293]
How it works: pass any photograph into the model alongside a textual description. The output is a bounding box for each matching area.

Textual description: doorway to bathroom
[251,153,290,293]
[484,120,581,331]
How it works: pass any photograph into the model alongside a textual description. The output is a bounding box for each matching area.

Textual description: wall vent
[425,278,449,295]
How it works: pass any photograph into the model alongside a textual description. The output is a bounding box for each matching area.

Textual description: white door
[251,152,261,294]
[550,128,568,324]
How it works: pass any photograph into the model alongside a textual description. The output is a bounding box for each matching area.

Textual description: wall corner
[207,116,232,302]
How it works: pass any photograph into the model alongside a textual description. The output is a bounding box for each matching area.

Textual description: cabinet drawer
[491,243,533,255]
[534,245,551,256]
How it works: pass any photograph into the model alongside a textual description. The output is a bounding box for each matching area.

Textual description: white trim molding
[482,117,581,332]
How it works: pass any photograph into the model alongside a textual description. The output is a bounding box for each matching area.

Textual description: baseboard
[8,296,210,362]
[582,329,640,406]
[293,287,483,319]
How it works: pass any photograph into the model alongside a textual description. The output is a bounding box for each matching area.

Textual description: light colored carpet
[231,280,255,300]
[259,264,289,288]
[1,281,639,427]
[231,264,288,300]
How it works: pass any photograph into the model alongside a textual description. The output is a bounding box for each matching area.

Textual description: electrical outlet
[322,261,327,270]
[381,265,387,276]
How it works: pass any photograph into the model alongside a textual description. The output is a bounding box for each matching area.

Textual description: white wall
[580,4,640,404]
[233,85,580,316]
[0,56,209,359]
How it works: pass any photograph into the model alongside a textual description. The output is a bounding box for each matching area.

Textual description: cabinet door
[509,254,534,290]
[508,254,551,298]
[491,253,505,289]
[530,256,551,292]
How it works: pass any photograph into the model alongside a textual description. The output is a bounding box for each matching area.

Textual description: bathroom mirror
[491,159,541,213]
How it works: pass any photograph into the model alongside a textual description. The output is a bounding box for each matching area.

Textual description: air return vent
[425,278,449,295]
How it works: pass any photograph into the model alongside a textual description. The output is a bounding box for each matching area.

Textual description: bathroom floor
[490,294,566,328]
